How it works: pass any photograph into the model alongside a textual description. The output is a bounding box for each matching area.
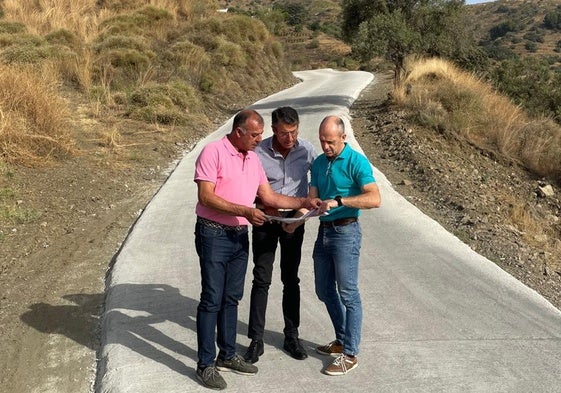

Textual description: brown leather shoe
[323,354,358,375]
[316,340,343,357]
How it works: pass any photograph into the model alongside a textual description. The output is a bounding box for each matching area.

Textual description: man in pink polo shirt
[193,109,320,390]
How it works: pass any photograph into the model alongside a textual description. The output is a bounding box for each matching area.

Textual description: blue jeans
[195,222,249,368]
[313,221,362,356]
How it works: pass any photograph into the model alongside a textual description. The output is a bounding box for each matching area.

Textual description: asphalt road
[95,69,561,393]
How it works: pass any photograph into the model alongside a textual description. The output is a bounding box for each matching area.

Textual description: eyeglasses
[277,130,298,139]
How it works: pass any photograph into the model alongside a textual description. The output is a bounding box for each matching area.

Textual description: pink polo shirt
[194,135,267,226]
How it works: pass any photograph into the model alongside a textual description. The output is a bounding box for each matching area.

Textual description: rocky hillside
[353,73,561,310]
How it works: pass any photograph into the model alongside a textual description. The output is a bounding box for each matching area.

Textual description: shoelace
[204,367,221,381]
[333,354,351,373]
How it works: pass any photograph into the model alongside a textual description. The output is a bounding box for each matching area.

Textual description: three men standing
[194,109,380,390]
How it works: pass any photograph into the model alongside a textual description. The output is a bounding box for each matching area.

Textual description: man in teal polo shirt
[309,115,381,376]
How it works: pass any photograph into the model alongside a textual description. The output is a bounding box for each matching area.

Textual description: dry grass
[394,57,561,179]
[0,0,294,166]
[508,200,549,245]
[0,64,75,166]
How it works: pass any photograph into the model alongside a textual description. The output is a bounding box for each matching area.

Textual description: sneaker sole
[316,349,343,357]
[215,366,257,376]
[196,374,227,390]
[323,363,358,376]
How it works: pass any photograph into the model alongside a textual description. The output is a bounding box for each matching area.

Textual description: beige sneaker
[316,340,343,357]
[323,354,358,375]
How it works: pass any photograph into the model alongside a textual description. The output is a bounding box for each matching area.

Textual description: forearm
[337,193,380,209]
[199,191,253,218]
[262,193,307,210]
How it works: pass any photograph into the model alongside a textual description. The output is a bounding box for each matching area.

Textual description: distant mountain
[468,0,561,68]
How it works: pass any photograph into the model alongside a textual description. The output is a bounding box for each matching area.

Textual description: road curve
[95,69,561,393]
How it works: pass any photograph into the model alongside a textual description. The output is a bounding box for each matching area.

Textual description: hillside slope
[353,73,561,311]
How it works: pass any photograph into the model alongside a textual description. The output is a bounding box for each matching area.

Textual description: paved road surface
[96,69,561,393]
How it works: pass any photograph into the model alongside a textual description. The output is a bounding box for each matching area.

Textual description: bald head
[319,116,345,136]
[319,116,346,159]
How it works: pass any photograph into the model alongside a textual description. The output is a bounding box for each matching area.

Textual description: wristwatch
[334,195,343,207]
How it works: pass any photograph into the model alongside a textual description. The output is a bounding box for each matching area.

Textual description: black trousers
[248,221,305,340]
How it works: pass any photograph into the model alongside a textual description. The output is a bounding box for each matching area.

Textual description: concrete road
[96,69,561,393]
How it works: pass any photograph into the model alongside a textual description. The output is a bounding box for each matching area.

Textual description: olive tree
[343,0,485,81]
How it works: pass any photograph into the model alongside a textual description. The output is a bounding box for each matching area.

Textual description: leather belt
[320,217,358,228]
[197,216,247,232]
[256,204,296,218]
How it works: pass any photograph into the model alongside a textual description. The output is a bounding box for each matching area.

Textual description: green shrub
[269,41,284,58]
[489,21,520,40]
[0,33,43,48]
[128,81,200,125]
[100,6,172,31]
[306,39,319,49]
[0,21,26,34]
[523,31,544,43]
[525,41,537,52]
[221,15,269,44]
[94,34,150,52]
[164,40,210,82]
[0,44,51,64]
[45,29,81,49]
[199,73,214,93]
[212,38,246,67]
[104,48,153,69]
[544,6,561,30]
[92,30,155,87]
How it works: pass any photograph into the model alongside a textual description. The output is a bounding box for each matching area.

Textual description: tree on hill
[342,0,486,82]
[543,5,561,31]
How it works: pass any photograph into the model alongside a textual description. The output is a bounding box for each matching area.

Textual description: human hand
[282,222,299,234]
[263,205,279,217]
[246,207,268,226]
[281,208,307,233]
[304,197,322,210]
[319,199,338,213]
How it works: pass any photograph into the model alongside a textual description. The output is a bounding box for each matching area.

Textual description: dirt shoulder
[352,72,561,310]
[0,86,230,391]
[1,72,560,393]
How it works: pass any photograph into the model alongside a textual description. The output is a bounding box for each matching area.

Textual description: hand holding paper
[264,208,327,224]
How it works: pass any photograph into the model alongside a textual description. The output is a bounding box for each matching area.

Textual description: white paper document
[264,209,327,224]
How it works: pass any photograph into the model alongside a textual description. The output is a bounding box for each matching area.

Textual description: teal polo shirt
[310,143,376,221]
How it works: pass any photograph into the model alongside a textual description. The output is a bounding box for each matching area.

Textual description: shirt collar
[262,136,300,153]
[223,135,246,157]
[331,142,350,161]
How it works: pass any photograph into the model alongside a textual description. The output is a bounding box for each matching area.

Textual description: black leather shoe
[243,339,264,364]
[283,337,308,360]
